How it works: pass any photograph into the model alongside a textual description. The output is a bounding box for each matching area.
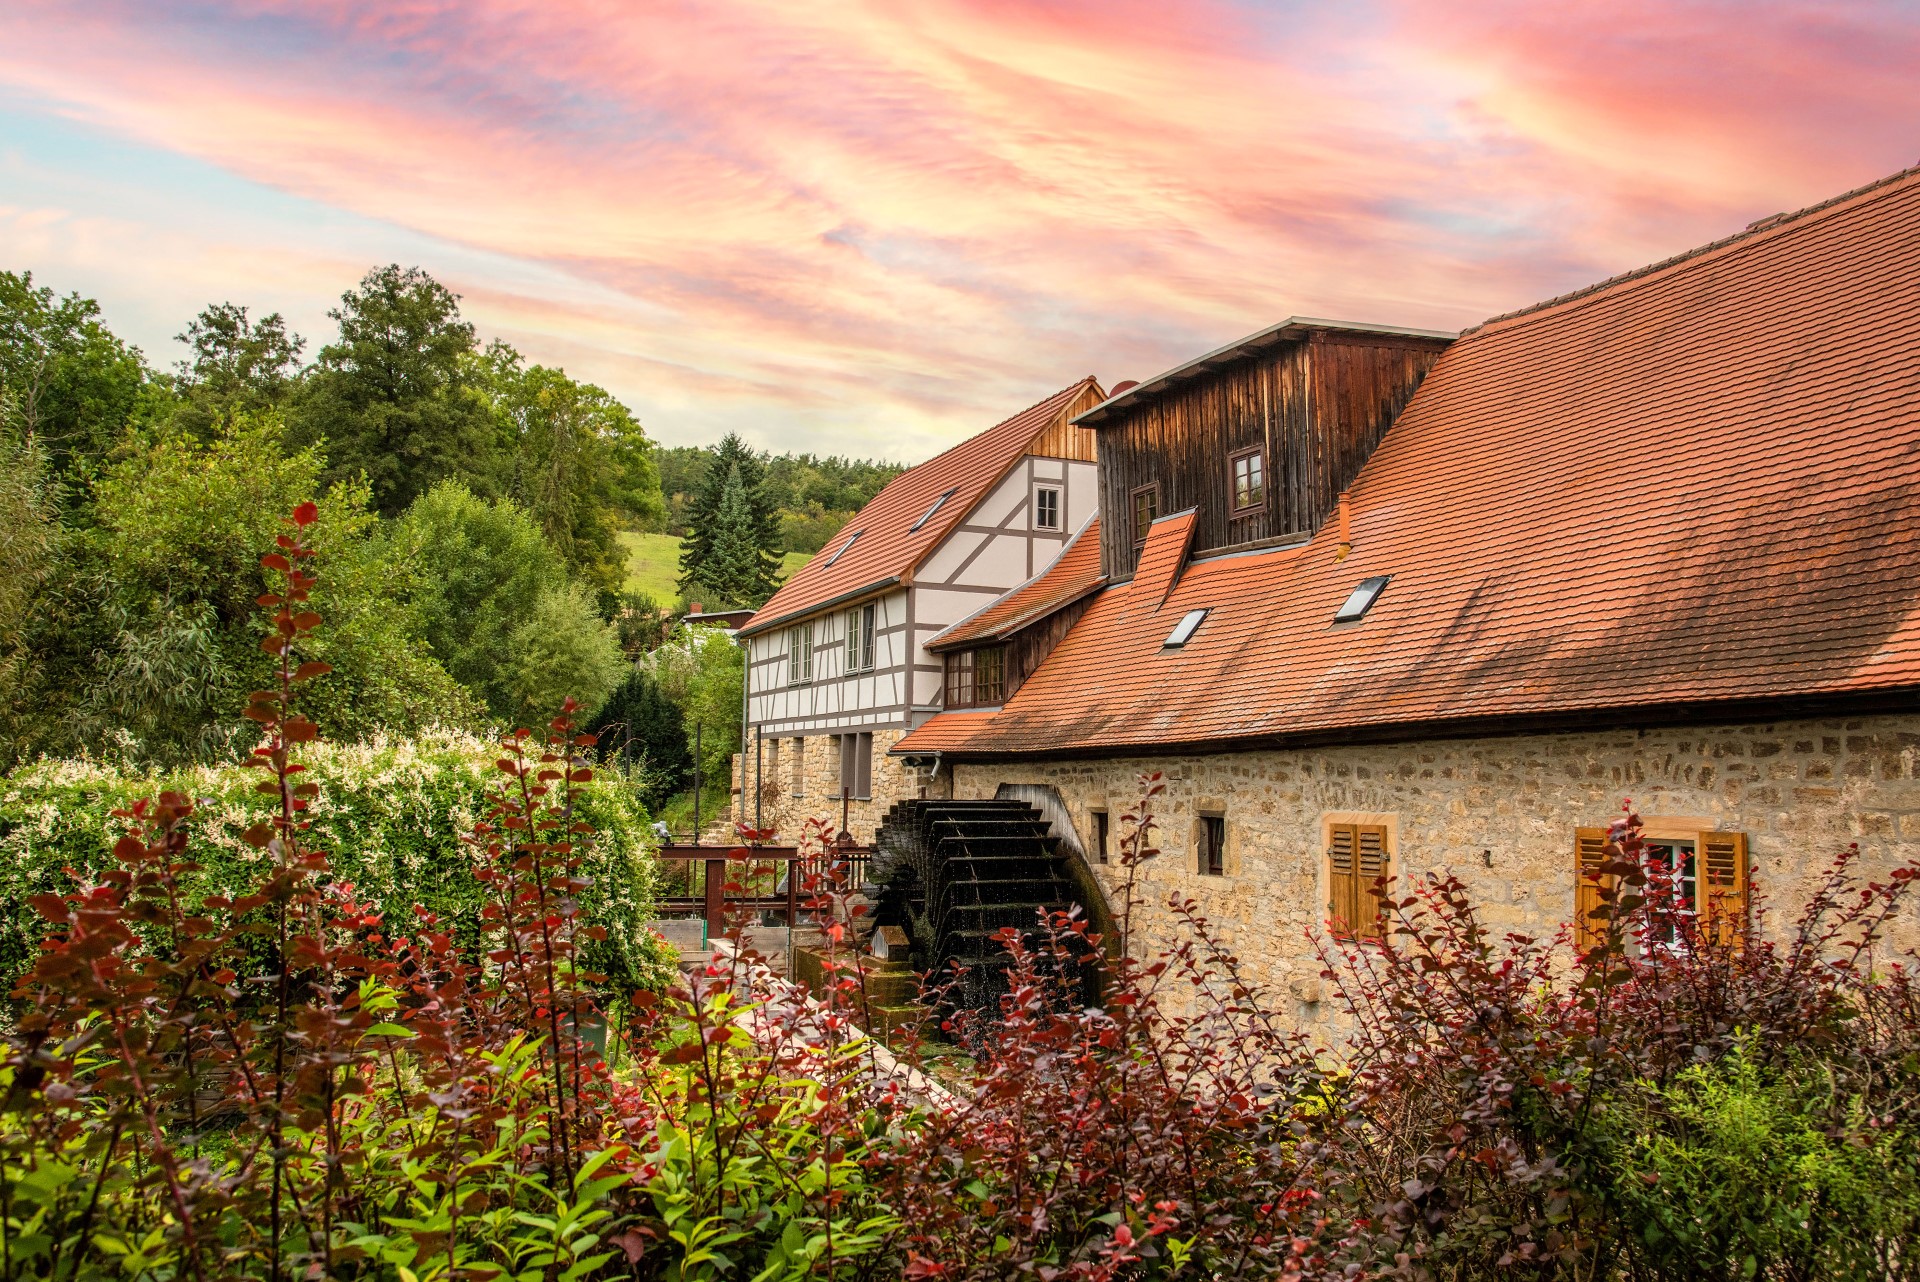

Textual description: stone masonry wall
[729,727,935,845]
[950,713,1920,1030]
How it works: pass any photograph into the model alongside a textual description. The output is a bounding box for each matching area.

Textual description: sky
[3,2,1917,462]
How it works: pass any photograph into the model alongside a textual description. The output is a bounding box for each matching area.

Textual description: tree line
[0,263,908,784]
[0,265,659,770]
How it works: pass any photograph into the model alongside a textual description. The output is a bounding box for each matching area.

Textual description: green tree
[2,416,472,766]
[390,480,626,724]
[585,666,692,809]
[677,433,781,605]
[0,425,56,742]
[699,462,773,607]
[500,581,628,721]
[479,344,664,605]
[291,265,493,516]
[0,269,152,482]
[168,302,305,439]
[645,622,744,791]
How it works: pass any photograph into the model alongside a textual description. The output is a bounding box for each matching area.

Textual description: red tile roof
[740,377,1104,636]
[926,515,1107,652]
[896,165,1920,759]
[1130,510,1197,610]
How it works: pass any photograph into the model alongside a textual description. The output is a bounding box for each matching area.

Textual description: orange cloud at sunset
[2,0,1915,457]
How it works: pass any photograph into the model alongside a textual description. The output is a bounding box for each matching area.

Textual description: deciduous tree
[291,264,493,515]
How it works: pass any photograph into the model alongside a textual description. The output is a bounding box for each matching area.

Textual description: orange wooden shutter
[1328,824,1360,939]
[1328,823,1389,941]
[1574,827,1613,952]
[1355,824,1389,941]
[1699,830,1749,947]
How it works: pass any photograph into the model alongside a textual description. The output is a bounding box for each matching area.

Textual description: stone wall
[729,726,935,844]
[950,713,1920,1029]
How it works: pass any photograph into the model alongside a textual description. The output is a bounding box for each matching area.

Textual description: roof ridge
[1465,162,1920,336]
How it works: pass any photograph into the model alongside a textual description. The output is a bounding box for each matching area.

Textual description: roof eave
[892,687,1920,762]
[1072,317,1455,427]
[923,579,1109,653]
[737,575,902,637]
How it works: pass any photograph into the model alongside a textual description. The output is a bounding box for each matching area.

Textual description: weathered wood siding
[1095,333,1448,577]
[1025,382,1104,461]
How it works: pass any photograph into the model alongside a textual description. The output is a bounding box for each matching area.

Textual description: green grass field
[619,532,813,607]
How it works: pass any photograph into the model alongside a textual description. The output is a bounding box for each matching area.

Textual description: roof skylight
[1334,576,1390,623]
[824,530,861,567]
[1163,608,1208,648]
[911,488,958,532]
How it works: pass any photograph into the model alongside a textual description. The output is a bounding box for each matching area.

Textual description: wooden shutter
[1574,827,1613,952]
[1328,823,1389,941]
[1698,830,1749,947]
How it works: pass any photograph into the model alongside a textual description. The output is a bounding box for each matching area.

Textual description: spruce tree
[677,433,781,604]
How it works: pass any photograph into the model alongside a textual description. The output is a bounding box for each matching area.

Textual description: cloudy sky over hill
[3,1,1915,459]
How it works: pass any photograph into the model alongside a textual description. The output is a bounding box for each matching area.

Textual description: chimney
[690,601,703,614]
[1335,492,1352,560]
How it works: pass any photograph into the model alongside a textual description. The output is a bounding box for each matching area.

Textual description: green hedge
[0,729,676,998]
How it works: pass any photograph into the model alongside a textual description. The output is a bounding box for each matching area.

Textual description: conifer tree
[677,433,781,604]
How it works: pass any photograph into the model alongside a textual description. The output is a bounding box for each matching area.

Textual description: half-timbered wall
[1095,333,1448,578]
[747,588,911,733]
[745,454,1097,736]
[907,455,1097,718]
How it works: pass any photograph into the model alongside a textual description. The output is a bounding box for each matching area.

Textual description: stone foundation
[949,714,1920,1029]
[730,726,937,846]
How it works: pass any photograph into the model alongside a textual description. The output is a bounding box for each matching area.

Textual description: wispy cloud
[1,0,1913,456]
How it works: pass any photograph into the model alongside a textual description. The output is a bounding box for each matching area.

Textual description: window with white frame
[786,621,813,684]
[1034,486,1062,530]
[845,602,876,672]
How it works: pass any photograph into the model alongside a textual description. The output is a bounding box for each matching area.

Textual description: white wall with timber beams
[746,588,911,734]
[908,456,1095,714]
[744,453,1096,737]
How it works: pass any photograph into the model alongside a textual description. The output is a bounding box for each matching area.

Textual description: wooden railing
[655,836,872,934]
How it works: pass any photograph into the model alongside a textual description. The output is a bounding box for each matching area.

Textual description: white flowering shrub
[0,727,676,998]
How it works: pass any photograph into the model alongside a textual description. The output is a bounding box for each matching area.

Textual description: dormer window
[945,645,1007,707]
[1229,446,1265,512]
[1131,483,1160,548]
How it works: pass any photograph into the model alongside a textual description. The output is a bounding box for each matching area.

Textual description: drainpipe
[1335,491,1352,561]
[737,632,750,826]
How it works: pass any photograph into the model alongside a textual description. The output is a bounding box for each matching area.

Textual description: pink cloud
[1,0,1914,457]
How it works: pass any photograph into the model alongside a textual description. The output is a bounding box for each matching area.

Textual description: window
[945,645,1008,708]
[1034,486,1062,530]
[839,732,873,800]
[824,530,861,566]
[974,646,1006,704]
[1131,483,1161,548]
[1229,447,1266,512]
[1575,827,1748,953]
[786,622,813,684]
[1197,814,1226,876]
[1164,608,1208,648]
[844,602,876,672]
[1327,822,1390,940]
[791,736,807,797]
[1334,575,1390,623]
[912,488,958,532]
[1092,809,1109,864]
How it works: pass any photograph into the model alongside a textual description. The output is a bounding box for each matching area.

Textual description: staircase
[871,798,1092,1016]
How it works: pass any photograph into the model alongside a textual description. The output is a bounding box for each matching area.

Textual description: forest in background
[0,265,903,778]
